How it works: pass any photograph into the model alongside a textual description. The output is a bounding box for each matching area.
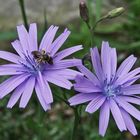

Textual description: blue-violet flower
[0,23,82,111]
[69,41,140,136]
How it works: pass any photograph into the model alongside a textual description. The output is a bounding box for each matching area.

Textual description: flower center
[103,79,122,98]
[19,51,50,75]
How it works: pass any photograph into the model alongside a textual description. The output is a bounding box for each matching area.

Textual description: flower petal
[54,45,83,62]
[19,77,35,108]
[0,64,25,75]
[35,81,51,111]
[50,29,70,56]
[74,86,101,93]
[0,51,22,64]
[45,69,83,80]
[116,97,140,121]
[101,41,111,82]
[121,96,140,105]
[109,99,126,131]
[122,84,140,95]
[40,26,59,51]
[77,65,100,86]
[11,40,24,58]
[122,75,140,87]
[38,72,53,104]
[17,25,30,53]
[45,73,73,89]
[115,55,136,79]
[99,101,110,137]
[0,71,23,76]
[74,82,101,93]
[44,80,53,103]
[39,25,54,50]
[69,93,99,106]
[74,75,101,93]
[7,82,26,108]
[115,67,140,86]
[47,59,82,70]
[110,48,117,78]
[120,108,137,136]
[86,95,106,113]
[0,74,29,98]
[29,23,38,51]
[90,47,104,81]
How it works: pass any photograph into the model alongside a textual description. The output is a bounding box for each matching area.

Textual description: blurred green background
[0,0,140,140]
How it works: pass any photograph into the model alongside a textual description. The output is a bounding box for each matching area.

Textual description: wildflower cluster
[0,2,140,137]
[0,23,140,136]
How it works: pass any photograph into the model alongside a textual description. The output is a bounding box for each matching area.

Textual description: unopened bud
[107,7,125,18]
[79,1,89,23]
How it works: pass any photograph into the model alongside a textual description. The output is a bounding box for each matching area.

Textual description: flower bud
[107,7,125,18]
[79,1,89,23]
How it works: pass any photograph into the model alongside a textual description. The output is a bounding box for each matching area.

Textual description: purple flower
[0,23,82,111]
[69,41,140,136]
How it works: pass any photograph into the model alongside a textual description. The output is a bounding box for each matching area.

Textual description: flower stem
[85,22,94,47]
[18,0,28,30]
[43,8,48,31]
[54,90,81,140]
[71,107,80,140]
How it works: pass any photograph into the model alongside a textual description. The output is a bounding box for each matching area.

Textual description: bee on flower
[0,23,83,111]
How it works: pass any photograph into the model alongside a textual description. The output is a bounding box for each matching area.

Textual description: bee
[31,50,53,65]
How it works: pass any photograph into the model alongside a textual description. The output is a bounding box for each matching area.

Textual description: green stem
[89,29,94,47]
[85,16,108,48]
[43,8,48,31]
[18,0,28,30]
[71,107,80,140]
[92,16,107,32]
[53,89,80,140]
[85,22,94,47]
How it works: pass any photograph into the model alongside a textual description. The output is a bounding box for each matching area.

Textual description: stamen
[19,52,43,74]
[103,78,122,98]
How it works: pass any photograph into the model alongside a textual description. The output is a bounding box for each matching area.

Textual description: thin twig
[18,0,28,30]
